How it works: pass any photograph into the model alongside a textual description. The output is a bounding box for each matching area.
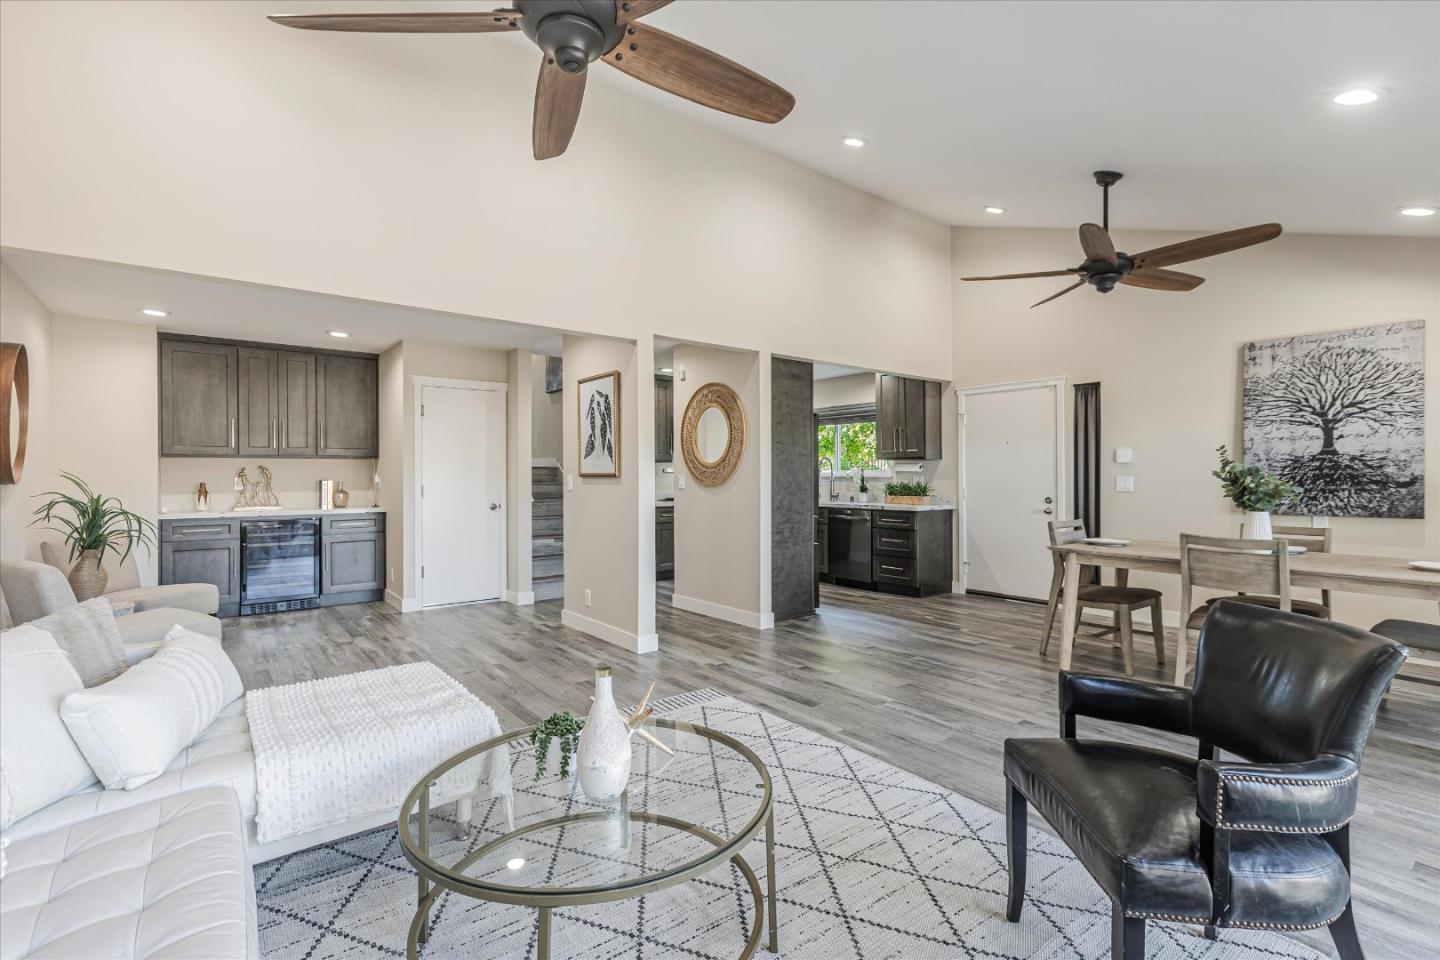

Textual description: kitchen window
[817,419,891,477]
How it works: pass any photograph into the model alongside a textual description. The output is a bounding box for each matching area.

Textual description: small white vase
[1244,510,1273,540]
[857,492,869,503]
[576,667,632,805]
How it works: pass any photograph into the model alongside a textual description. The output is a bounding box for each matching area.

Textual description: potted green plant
[30,471,156,601]
[884,478,934,506]
[529,710,585,782]
[855,468,870,503]
[1212,445,1300,539]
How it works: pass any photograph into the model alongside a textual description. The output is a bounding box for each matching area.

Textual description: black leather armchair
[1003,600,1406,960]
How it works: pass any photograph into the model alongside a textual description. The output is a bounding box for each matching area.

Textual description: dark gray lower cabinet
[656,505,674,579]
[159,519,242,617]
[320,513,385,605]
[817,507,953,597]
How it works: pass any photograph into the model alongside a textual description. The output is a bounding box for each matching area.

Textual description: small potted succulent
[529,711,585,782]
[884,479,934,506]
[1213,445,1300,539]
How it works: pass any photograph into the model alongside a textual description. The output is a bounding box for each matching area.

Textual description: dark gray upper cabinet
[876,375,942,460]
[278,351,317,457]
[160,340,238,456]
[655,375,674,462]
[317,354,378,458]
[160,336,372,459]
[236,347,279,456]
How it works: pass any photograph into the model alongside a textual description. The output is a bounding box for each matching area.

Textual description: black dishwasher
[241,518,320,615]
[825,509,873,584]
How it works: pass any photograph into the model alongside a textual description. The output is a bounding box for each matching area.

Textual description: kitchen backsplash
[160,458,376,514]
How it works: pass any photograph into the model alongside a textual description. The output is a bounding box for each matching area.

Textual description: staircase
[532,464,564,601]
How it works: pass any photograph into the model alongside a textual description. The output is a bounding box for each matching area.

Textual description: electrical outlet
[1115,475,1135,492]
[584,588,592,607]
[388,566,394,584]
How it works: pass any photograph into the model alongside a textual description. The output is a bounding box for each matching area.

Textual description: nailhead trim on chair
[1213,769,1359,831]
[1125,906,1349,932]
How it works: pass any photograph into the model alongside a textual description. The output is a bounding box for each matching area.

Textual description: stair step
[532,498,563,518]
[533,517,563,537]
[532,537,564,558]
[533,578,564,602]
[533,556,564,578]
[533,483,563,500]
[531,466,562,482]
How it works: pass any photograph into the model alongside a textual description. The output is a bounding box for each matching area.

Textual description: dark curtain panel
[544,356,563,394]
[1073,383,1102,543]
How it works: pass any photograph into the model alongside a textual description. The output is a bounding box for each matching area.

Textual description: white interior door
[421,385,505,606]
[962,382,1062,601]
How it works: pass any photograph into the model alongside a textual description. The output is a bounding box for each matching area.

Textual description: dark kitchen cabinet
[278,351,318,457]
[236,347,279,456]
[655,375,674,463]
[876,375,942,460]
[159,518,242,617]
[322,532,385,596]
[656,504,674,579]
[317,354,379,458]
[159,340,238,457]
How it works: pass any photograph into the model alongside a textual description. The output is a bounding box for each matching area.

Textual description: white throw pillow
[31,596,127,687]
[60,624,244,790]
[0,625,99,830]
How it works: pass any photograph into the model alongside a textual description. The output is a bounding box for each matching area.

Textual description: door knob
[1042,507,1054,515]
[1043,496,1054,504]
[489,502,501,511]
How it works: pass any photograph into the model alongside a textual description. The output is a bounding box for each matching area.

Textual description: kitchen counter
[160,507,384,520]
[819,500,954,512]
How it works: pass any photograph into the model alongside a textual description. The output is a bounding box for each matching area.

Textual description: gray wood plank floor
[222,584,1438,959]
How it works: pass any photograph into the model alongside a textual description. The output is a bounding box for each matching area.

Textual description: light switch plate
[678,476,686,490]
[1115,448,1133,463]
[584,589,592,607]
[1115,475,1135,492]
[566,474,574,491]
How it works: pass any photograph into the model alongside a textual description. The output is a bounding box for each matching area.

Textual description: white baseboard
[504,589,535,606]
[561,608,659,654]
[385,589,420,613]
[671,592,773,629]
[951,581,965,594]
[531,457,561,469]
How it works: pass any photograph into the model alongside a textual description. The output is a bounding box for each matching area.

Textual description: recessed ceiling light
[327,330,350,338]
[140,307,169,318]
[983,206,1006,215]
[659,367,674,374]
[840,136,867,148]
[1332,88,1379,106]
[506,858,525,870]
[1398,206,1437,217]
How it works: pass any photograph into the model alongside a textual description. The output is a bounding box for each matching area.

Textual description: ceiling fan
[269,0,795,160]
[962,172,1282,307]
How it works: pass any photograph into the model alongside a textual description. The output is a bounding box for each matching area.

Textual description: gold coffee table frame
[397,718,778,960]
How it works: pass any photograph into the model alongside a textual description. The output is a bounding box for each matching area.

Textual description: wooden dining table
[1049,539,1440,682]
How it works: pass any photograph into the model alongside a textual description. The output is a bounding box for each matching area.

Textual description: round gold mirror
[681,382,745,487]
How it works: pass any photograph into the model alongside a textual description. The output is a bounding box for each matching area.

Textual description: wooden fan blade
[533,59,587,160]
[604,23,794,123]
[1031,280,1087,308]
[616,0,674,23]
[1132,223,1282,270]
[268,11,520,33]
[1078,223,1117,266]
[961,269,1082,281]
[1121,268,1205,292]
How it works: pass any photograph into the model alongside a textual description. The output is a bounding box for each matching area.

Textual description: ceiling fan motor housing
[519,0,624,74]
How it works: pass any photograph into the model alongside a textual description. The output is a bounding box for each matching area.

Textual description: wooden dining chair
[1176,532,1324,684]
[1042,520,1165,676]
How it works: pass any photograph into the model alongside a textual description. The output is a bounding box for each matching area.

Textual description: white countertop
[160,507,385,520]
[819,500,954,512]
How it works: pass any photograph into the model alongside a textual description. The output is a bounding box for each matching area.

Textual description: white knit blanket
[246,662,507,845]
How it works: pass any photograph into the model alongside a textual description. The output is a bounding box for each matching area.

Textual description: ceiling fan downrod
[1093,170,1123,231]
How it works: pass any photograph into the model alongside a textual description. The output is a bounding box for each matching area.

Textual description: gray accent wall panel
[771,357,816,621]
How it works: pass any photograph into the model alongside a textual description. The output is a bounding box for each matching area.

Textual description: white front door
[961,381,1063,601]
[420,385,505,607]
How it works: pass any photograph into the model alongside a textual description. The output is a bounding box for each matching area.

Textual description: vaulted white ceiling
[582,0,1438,236]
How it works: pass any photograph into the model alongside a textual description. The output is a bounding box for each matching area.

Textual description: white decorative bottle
[576,666,632,805]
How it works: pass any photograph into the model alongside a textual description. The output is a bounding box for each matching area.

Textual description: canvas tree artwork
[577,370,620,477]
[1242,320,1426,518]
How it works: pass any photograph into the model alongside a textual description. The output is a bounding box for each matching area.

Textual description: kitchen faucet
[819,456,837,500]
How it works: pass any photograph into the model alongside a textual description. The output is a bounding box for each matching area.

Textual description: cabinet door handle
[229,417,236,449]
[182,526,229,536]
[320,420,325,451]
[282,420,287,450]
[271,419,277,450]
[881,564,904,572]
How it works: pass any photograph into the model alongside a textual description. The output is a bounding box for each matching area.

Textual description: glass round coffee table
[397,717,777,959]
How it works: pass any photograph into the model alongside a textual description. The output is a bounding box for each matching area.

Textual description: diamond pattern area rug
[255,690,1327,960]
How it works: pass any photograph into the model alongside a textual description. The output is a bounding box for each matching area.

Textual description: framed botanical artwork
[577,370,620,477]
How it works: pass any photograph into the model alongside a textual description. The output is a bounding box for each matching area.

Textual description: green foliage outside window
[817,421,888,474]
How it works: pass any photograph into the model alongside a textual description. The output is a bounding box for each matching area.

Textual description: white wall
[531,354,563,464]
[0,1,952,382]
[813,373,878,409]
[0,262,51,567]
[51,316,160,584]
[671,344,766,626]
[159,458,374,515]
[952,227,1440,627]
[562,334,656,652]
[506,348,533,602]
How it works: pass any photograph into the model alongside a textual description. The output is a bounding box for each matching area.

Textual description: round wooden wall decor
[680,382,746,488]
[0,341,29,485]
